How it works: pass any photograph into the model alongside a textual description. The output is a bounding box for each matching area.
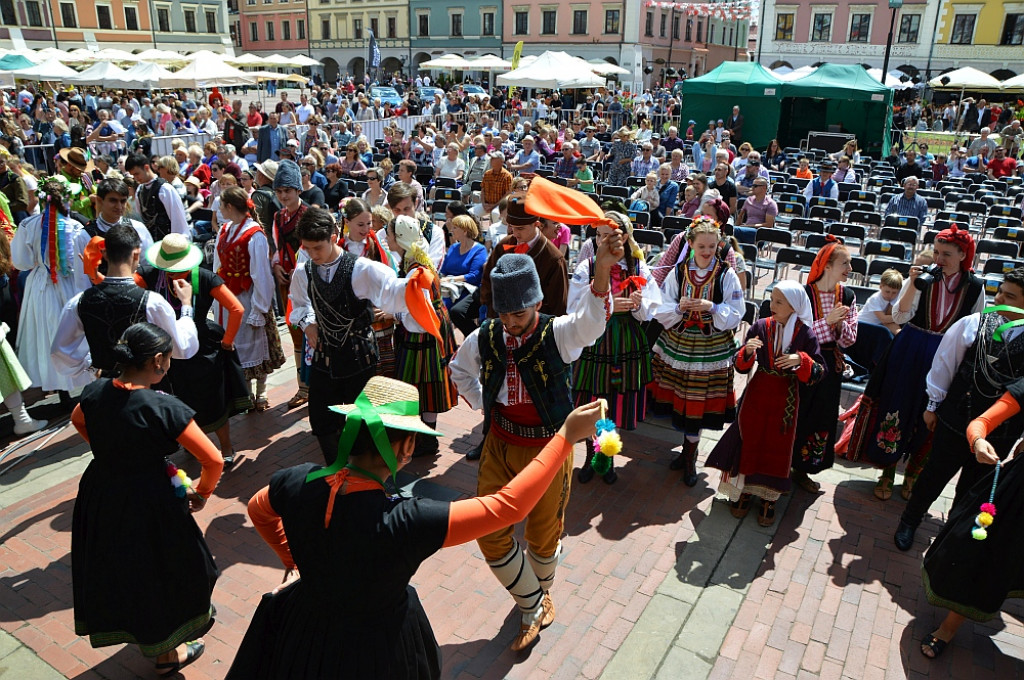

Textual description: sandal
[156,639,205,676]
[920,634,949,659]
[730,493,752,519]
[901,475,916,501]
[222,451,237,471]
[254,397,270,412]
[286,392,308,409]
[758,500,777,527]
[874,476,893,501]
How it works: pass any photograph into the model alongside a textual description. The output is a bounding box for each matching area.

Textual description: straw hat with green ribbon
[145,233,204,273]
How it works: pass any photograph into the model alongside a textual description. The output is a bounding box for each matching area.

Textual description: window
[27,0,44,27]
[709,25,715,44]
[387,16,396,38]
[418,13,429,37]
[249,22,258,42]
[297,19,305,39]
[97,5,113,29]
[59,2,77,27]
[645,11,653,36]
[604,9,619,34]
[542,10,556,34]
[686,18,692,41]
[450,13,462,36]
[898,14,920,42]
[514,11,528,35]
[282,21,290,40]
[1003,14,1024,45]
[951,14,975,44]
[482,11,495,36]
[672,15,680,39]
[696,19,702,42]
[774,13,794,41]
[321,18,330,39]
[660,12,667,37]
[811,13,831,41]
[0,0,15,25]
[206,10,216,33]
[370,17,378,37]
[353,18,362,39]
[849,13,870,42]
[157,7,170,32]
[184,9,196,33]
[266,21,274,41]
[572,10,587,34]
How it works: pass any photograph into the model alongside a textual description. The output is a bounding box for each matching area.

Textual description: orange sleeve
[967,392,1021,449]
[175,420,224,498]
[134,272,147,288]
[70,404,89,442]
[210,284,244,347]
[247,486,295,569]
[442,434,573,548]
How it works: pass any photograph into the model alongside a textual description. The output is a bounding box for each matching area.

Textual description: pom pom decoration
[972,460,1001,541]
[166,460,194,499]
[589,400,622,475]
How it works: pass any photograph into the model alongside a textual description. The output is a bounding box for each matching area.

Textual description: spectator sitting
[571,157,595,193]
[736,177,777,242]
[340,144,368,179]
[859,268,903,335]
[895,149,925,183]
[803,161,839,201]
[964,146,989,173]
[650,133,666,160]
[678,184,700,218]
[794,157,813,179]
[663,126,685,153]
[987,146,1016,179]
[439,214,487,308]
[630,172,660,213]
[510,136,542,176]
[668,148,689,182]
[654,164,679,225]
[298,166,325,208]
[883,176,928,223]
[554,143,578,179]
[833,155,858,184]
[631,142,660,180]
[764,139,787,171]
[930,153,949,183]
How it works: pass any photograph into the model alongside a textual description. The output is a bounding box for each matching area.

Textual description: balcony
[311,37,408,50]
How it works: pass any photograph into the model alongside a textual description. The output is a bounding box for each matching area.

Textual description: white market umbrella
[69,61,130,86]
[111,61,177,89]
[261,54,304,68]
[249,71,309,84]
[929,66,1003,92]
[287,54,321,67]
[10,58,80,81]
[162,57,257,88]
[134,49,188,66]
[182,49,231,63]
[36,47,73,62]
[65,48,103,65]
[467,54,513,71]
[1001,73,1024,92]
[420,54,472,70]
[867,68,912,90]
[224,53,270,67]
[587,59,629,76]
[497,51,606,89]
[94,48,138,65]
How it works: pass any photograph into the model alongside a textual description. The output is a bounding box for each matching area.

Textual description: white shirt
[50,278,199,377]
[568,258,662,323]
[450,284,611,410]
[213,218,274,326]
[654,263,744,332]
[136,177,191,239]
[73,216,154,262]
[435,156,466,180]
[858,290,895,327]
[926,313,1024,408]
[891,275,986,326]
[296,103,315,124]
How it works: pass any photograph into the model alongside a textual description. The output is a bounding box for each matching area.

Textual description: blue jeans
[734,226,757,244]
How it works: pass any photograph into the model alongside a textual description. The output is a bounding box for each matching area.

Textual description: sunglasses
[367,176,379,181]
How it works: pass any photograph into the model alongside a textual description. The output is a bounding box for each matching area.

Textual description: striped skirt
[574,312,652,430]
[648,324,737,433]
[373,320,397,380]
[394,326,458,414]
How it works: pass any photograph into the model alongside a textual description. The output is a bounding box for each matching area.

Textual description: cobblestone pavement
[1,330,1023,679]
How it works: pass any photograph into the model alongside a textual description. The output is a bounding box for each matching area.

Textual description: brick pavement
[1,339,1023,679]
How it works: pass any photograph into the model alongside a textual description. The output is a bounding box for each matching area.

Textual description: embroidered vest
[478,314,575,434]
[217,223,264,295]
[810,178,835,198]
[78,280,149,371]
[138,178,172,241]
[937,313,1024,452]
[305,253,378,378]
[274,204,307,273]
[674,258,727,332]
[909,272,983,333]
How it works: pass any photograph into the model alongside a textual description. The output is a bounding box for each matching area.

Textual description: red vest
[217,222,265,295]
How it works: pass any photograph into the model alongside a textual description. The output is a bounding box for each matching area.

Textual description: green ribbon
[305,393,420,485]
[159,245,190,262]
[982,305,1024,342]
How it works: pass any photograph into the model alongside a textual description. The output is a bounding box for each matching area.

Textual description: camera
[914,264,942,291]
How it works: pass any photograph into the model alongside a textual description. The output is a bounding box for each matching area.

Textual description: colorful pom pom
[980,503,996,516]
[977,512,993,527]
[597,431,622,456]
[591,453,613,476]
[972,526,988,541]
[595,418,617,436]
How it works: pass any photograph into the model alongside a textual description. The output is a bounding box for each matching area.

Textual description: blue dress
[439,242,486,308]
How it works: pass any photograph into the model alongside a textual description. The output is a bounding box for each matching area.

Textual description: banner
[643,0,753,21]
[508,41,524,98]
[368,31,381,69]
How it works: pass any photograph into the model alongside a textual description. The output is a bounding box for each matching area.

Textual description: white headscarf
[775,280,813,351]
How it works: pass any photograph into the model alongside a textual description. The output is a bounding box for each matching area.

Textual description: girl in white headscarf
[705,280,826,527]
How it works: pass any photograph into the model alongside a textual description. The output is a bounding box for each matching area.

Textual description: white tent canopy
[133,49,189,65]
[110,61,177,89]
[10,58,80,81]
[286,54,321,67]
[420,54,473,70]
[866,68,913,90]
[496,51,606,89]
[929,66,1003,91]
[1001,74,1024,92]
[587,59,629,76]
[160,57,257,88]
[69,61,130,86]
[466,55,513,71]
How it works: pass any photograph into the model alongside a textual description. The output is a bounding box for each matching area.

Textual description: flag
[509,41,524,99]
[368,31,381,69]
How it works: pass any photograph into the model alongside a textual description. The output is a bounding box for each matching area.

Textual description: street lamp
[880,0,902,86]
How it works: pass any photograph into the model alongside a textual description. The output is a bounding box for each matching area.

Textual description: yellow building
[933,0,1023,78]
[308,0,410,82]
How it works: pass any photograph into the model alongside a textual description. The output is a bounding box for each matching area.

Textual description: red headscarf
[808,234,844,284]
[934,224,975,271]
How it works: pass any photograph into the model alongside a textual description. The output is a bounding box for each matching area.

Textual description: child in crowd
[915,248,934,267]
[930,154,949,183]
[795,157,813,179]
[679,185,700,218]
[858,268,904,335]
[573,158,595,193]
[540,218,571,258]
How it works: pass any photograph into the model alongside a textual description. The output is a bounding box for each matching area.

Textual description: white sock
[486,541,543,622]
[4,392,33,426]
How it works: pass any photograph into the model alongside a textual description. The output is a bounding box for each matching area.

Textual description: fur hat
[273,159,302,191]
[490,254,543,314]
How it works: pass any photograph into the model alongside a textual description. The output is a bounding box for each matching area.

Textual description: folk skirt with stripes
[373,320,398,380]
[573,312,652,430]
[648,324,737,433]
[394,322,458,414]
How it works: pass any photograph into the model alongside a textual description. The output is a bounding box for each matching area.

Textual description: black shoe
[669,452,687,470]
[413,434,440,458]
[222,452,236,471]
[894,519,917,551]
[602,468,618,485]
[466,442,483,461]
[578,464,595,484]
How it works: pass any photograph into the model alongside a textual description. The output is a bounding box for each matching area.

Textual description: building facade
[308,0,409,83]
[239,0,310,55]
[758,0,1022,79]
[409,0,503,76]
[0,0,231,53]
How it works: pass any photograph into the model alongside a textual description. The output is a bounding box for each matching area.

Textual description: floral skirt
[791,347,842,474]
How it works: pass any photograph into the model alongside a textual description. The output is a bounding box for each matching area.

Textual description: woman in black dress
[71,323,223,675]
[227,377,603,678]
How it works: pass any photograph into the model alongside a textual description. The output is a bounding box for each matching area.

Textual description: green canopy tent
[679,62,784,149]
[0,54,35,71]
[779,64,894,156]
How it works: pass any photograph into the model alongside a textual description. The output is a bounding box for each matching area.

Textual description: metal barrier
[20,144,56,174]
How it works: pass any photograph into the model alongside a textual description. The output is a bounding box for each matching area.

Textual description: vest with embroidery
[810,178,835,198]
[78,280,149,371]
[305,253,378,378]
[217,222,264,295]
[274,204,307,274]
[478,314,575,435]
[937,312,1024,453]
[138,178,172,241]
[909,272,983,332]
[673,258,728,332]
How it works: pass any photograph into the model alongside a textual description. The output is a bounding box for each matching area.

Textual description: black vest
[84,217,135,277]
[910,272,984,332]
[306,252,378,378]
[138,178,172,241]
[938,313,1024,453]
[479,314,574,435]
[78,280,150,371]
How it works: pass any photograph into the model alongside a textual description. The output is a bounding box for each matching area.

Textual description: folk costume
[70,377,222,659]
[227,377,587,679]
[58,147,96,222]
[215,215,285,408]
[0,322,47,435]
[77,214,154,279]
[135,173,190,241]
[343,220,398,378]
[11,177,92,391]
[846,226,984,491]
[894,310,1024,551]
[791,237,858,477]
[706,282,825,509]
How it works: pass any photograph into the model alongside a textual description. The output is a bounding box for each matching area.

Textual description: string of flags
[643,1,754,21]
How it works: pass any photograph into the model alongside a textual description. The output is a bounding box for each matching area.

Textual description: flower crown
[686,214,720,238]
[37,175,80,203]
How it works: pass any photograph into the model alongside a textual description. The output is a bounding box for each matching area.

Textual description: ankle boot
[671,440,700,486]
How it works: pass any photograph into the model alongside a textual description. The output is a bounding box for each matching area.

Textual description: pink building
[239,0,309,55]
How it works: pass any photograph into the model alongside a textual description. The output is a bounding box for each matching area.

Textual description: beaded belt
[492,408,556,440]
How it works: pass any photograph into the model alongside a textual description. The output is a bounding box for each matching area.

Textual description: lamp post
[756,0,767,63]
[148,0,158,48]
[880,0,902,86]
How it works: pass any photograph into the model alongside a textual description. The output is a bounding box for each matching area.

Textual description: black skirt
[791,346,841,474]
[165,319,251,429]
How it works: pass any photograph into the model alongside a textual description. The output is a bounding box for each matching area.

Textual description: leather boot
[671,439,700,487]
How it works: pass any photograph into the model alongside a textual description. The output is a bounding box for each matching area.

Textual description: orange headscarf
[808,234,844,285]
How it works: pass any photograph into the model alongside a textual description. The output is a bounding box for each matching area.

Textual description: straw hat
[329,376,442,437]
[145,234,204,273]
[58,147,95,173]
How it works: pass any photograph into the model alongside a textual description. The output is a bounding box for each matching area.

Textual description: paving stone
[655,645,713,680]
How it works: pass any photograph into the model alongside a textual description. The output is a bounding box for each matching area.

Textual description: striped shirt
[883,193,928,223]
